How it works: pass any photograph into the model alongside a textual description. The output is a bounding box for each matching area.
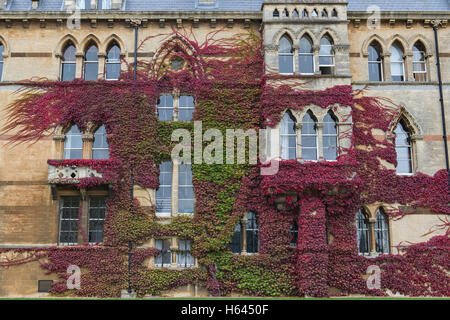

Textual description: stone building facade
[0,0,448,297]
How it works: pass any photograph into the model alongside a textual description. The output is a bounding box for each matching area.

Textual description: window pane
[299,55,314,74]
[231,223,241,253]
[106,63,120,80]
[302,136,316,148]
[59,197,80,245]
[156,162,172,215]
[368,63,382,81]
[62,63,76,81]
[157,95,174,121]
[302,148,317,161]
[279,55,293,74]
[179,95,195,121]
[89,196,107,243]
[375,210,390,254]
[279,36,292,54]
[84,62,99,80]
[64,126,83,159]
[356,209,370,254]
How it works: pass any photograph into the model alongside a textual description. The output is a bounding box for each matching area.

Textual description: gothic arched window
[84,43,99,80]
[319,34,334,75]
[61,42,76,81]
[278,35,294,74]
[390,41,405,81]
[299,35,314,74]
[301,111,318,161]
[106,42,121,80]
[375,209,390,254]
[412,41,427,82]
[280,111,297,159]
[323,111,338,160]
[394,120,413,174]
[92,125,109,159]
[356,208,370,255]
[63,125,83,159]
[368,41,383,81]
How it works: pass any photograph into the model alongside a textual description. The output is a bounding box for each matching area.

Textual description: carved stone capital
[82,133,94,142]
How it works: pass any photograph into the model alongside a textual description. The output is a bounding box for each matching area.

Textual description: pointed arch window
[282,8,289,17]
[331,9,338,17]
[293,9,299,17]
[278,35,294,74]
[311,9,318,17]
[323,112,338,160]
[280,111,297,160]
[84,43,98,80]
[63,126,83,159]
[290,219,298,247]
[321,9,328,17]
[412,41,427,82]
[156,161,173,217]
[299,35,314,74]
[302,9,308,17]
[301,111,318,161]
[390,41,405,82]
[356,209,370,255]
[92,125,109,159]
[105,42,121,80]
[61,42,76,81]
[246,212,259,254]
[394,120,413,174]
[319,35,334,75]
[231,223,242,254]
[375,209,390,254]
[273,9,279,17]
[230,212,259,254]
[368,41,383,81]
[0,43,4,81]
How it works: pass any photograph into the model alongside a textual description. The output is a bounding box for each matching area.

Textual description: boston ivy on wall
[0,28,448,298]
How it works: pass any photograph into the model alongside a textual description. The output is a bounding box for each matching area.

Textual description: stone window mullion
[368,217,377,255]
[317,122,324,160]
[241,217,247,255]
[405,51,414,81]
[82,133,94,159]
[382,52,392,81]
[172,161,179,217]
[293,45,299,74]
[173,92,180,121]
[295,122,302,159]
[75,52,84,79]
[313,45,320,75]
[98,51,106,80]
[170,237,178,267]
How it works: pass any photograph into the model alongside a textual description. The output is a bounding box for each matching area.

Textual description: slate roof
[3,0,450,12]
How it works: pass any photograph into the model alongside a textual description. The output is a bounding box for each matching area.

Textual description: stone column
[382,52,391,81]
[75,52,84,79]
[296,196,328,297]
[313,45,321,75]
[53,133,66,159]
[405,50,414,81]
[241,217,247,255]
[82,133,94,159]
[316,122,324,160]
[295,122,303,159]
[170,237,178,267]
[98,51,106,79]
[293,44,299,74]
[368,217,377,255]
[78,189,88,244]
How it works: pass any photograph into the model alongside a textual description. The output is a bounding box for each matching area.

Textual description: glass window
[412,42,427,82]
[321,9,328,17]
[178,163,194,214]
[273,9,279,17]
[282,8,289,17]
[356,209,370,255]
[88,196,107,244]
[311,9,318,17]
[331,9,338,17]
[278,35,294,74]
[84,44,98,80]
[368,41,383,81]
[179,95,195,121]
[231,223,241,254]
[0,44,4,81]
[97,0,111,10]
[302,9,308,17]
[157,94,174,121]
[92,125,109,159]
[169,57,184,72]
[390,42,405,82]
[323,112,338,160]
[301,112,317,161]
[319,35,334,75]
[106,43,120,80]
[299,35,314,74]
[177,240,195,267]
[280,111,297,160]
[290,219,298,247]
[61,43,76,81]
[246,212,259,254]
[63,125,83,159]
[59,197,80,245]
[375,209,390,254]
[293,9,299,17]
[155,239,172,267]
[156,161,172,217]
[394,121,412,174]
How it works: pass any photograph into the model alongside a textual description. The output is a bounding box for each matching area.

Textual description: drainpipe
[127,20,140,296]
[432,21,450,189]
